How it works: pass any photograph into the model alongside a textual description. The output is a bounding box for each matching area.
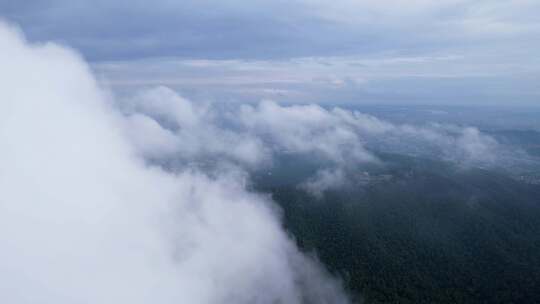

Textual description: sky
[1,0,539,105]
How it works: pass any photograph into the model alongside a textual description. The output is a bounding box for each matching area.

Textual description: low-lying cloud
[120,87,504,171]
[116,83,512,201]
[0,22,350,303]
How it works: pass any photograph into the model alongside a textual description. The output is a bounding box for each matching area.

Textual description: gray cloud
[3,1,539,105]
[3,0,539,61]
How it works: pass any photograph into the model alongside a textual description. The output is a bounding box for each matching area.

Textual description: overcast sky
[2,0,539,105]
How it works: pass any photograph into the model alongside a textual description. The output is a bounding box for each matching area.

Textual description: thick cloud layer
[0,23,350,304]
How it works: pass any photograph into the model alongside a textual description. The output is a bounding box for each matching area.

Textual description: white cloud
[109,81,507,200]
[124,113,181,158]
[114,82,502,175]
[238,100,378,164]
[117,86,270,166]
[0,22,350,304]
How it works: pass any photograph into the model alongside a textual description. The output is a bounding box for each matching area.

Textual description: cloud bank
[0,22,350,304]
[120,87,503,171]
[113,83,514,200]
